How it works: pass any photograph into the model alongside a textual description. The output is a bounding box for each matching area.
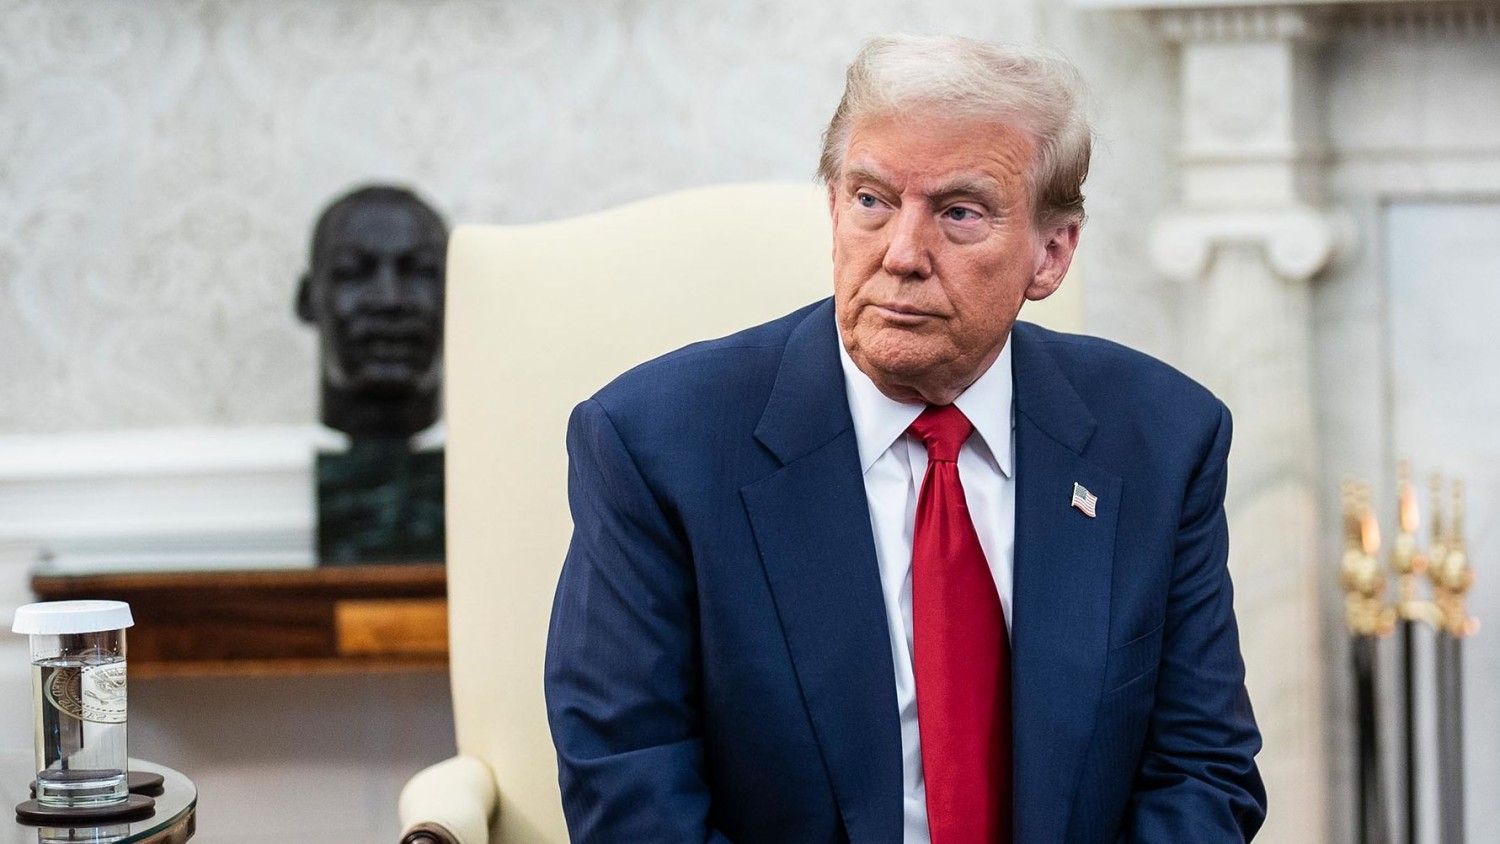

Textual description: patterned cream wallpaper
[0,0,1176,435]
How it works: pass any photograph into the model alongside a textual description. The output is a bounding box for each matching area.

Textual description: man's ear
[827,184,841,263]
[295,274,316,323]
[1025,222,1080,302]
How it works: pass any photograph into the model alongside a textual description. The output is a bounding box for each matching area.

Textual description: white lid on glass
[11,601,134,635]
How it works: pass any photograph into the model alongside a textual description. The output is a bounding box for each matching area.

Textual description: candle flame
[1400,483,1419,534]
[1361,509,1381,557]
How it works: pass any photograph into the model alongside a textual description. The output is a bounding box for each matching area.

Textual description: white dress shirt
[837,336,1016,844]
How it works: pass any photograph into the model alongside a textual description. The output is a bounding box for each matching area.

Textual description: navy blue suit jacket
[545,299,1265,843]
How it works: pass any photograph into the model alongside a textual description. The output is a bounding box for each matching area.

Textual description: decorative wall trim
[1158,6,1333,41]
[1077,0,1500,39]
[1346,2,1500,37]
[1151,205,1351,282]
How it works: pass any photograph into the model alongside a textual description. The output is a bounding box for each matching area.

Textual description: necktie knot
[907,404,974,463]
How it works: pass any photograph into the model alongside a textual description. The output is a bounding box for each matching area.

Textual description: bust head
[297,185,448,441]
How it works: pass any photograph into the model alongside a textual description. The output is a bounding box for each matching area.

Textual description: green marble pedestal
[316,443,444,565]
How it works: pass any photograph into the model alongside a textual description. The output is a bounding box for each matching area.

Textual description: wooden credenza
[30,564,447,678]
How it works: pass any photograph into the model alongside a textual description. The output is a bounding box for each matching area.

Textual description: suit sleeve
[544,398,733,843]
[1121,402,1268,842]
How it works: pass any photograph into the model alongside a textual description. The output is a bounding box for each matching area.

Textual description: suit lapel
[1009,323,1122,844]
[740,300,904,843]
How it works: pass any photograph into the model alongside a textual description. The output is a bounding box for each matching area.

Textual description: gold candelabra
[1340,460,1478,844]
[1339,462,1478,640]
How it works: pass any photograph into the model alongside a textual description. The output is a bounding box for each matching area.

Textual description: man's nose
[881,205,934,279]
[371,260,405,307]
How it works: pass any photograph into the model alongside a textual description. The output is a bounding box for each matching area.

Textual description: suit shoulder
[1014,322,1226,434]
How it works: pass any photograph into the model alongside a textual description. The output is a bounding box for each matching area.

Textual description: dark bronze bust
[297,185,448,441]
[297,185,448,564]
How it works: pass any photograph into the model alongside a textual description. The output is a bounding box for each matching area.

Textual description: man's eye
[945,207,980,222]
[332,259,370,280]
[399,255,441,278]
[856,193,879,208]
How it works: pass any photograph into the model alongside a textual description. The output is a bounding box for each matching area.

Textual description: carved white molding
[1152,204,1352,282]
[1346,2,1500,36]
[1157,10,1348,281]
[1077,0,1500,40]
[1178,38,1327,205]
[1166,31,1339,280]
[1157,5,1334,41]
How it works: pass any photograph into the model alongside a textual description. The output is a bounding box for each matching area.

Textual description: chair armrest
[399,754,499,844]
[401,823,458,844]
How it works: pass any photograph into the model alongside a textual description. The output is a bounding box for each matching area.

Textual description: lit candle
[1400,481,1419,535]
[1361,508,1381,558]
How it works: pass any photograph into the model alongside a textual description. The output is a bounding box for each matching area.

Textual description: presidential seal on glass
[12,600,134,808]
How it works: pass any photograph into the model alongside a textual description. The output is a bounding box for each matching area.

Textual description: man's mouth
[872,303,938,324]
[364,338,430,362]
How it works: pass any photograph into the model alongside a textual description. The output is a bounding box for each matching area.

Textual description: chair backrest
[442,182,1084,842]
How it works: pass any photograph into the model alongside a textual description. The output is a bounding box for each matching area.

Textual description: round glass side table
[3,751,196,844]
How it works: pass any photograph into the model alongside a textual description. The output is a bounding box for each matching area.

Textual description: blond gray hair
[818,35,1092,229]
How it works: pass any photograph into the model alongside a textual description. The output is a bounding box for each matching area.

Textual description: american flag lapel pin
[1071,482,1098,518]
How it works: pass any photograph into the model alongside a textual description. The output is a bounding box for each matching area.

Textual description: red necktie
[908,404,1012,844]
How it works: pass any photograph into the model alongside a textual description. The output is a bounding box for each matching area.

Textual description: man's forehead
[839,112,1034,197]
[324,201,444,253]
[846,106,1037,148]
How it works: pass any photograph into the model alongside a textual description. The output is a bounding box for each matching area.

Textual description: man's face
[308,197,445,397]
[830,111,1077,405]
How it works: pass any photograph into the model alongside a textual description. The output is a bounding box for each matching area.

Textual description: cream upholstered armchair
[396,183,1084,844]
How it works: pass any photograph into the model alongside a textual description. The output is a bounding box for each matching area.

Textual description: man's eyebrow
[842,164,1006,203]
[929,174,1005,201]
[842,162,894,189]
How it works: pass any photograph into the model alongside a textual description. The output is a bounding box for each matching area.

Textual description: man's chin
[851,333,947,377]
[851,334,991,402]
[342,363,434,398]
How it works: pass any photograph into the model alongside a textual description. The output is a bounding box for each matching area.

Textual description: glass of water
[12,600,133,808]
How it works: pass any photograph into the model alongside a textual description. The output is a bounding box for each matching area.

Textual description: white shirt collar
[837,332,1015,478]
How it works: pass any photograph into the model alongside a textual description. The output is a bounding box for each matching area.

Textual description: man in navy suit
[545,35,1265,843]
